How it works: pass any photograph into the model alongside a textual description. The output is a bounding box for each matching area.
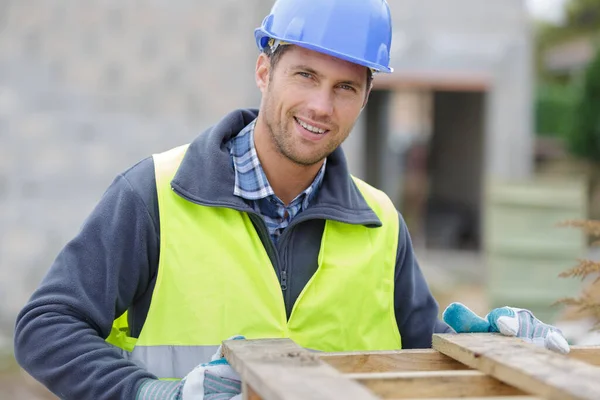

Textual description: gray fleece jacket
[14,108,452,400]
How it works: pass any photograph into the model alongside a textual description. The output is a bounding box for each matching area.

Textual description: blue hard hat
[254,0,393,73]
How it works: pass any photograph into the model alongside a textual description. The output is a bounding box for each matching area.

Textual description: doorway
[363,88,486,251]
[425,90,486,250]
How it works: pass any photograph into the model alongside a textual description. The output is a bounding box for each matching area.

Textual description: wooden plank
[372,70,491,92]
[222,338,380,400]
[319,349,470,373]
[242,382,263,400]
[432,333,600,400]
[570,346,600,366]
[396,397,541,400]
[347,370,525,399]
[319,346,600,373]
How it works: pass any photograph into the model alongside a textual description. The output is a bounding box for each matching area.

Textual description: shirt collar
[229,119,326,206]
[169,108,381,227]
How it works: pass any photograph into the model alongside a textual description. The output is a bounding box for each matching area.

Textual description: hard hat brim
[254,28,393,74]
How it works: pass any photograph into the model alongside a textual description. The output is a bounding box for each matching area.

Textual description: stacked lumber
[222,334,600,400]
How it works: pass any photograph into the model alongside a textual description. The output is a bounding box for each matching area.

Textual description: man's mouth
[294,117,328,135]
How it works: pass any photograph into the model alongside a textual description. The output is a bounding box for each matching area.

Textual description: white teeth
[297,118,326,134]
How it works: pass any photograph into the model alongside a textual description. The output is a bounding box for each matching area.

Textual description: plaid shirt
[228,119,326,245]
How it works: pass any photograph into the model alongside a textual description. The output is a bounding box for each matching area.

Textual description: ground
[0,356,56,399]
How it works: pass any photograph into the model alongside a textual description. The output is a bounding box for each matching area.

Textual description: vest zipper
[247,214,287,293]
[277,228,295,318]
[170,186,380,317]
[281,269,287,291]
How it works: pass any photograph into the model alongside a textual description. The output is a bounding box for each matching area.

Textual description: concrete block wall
[0,0,273,339]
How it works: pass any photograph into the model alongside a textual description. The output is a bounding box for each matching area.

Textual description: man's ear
[255,53,270,93]
[361,84,373,110]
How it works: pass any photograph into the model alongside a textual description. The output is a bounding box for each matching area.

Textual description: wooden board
[222,338,379,400]
[397,397,540,400]
[319,349,469,373]
[570,346,600,366]
[320,346,600,372]
[223,336,600,400]
[242,382,262,400]
[432,333,600,400]
[346,370,525,398]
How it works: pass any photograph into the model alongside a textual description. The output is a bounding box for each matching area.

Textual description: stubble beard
[263,101,346,167]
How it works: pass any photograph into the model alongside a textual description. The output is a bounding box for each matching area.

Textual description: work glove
[442,302,570,354]
[175,336,244,400]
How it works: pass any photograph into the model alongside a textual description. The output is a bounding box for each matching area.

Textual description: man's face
[256,45,370,166]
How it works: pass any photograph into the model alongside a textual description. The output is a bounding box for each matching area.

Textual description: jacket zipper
[280,269,287,291]
[246,213,283,290]
[277,211,331,318]
[277,228,294,317]
[170,187,380,316]
[276,210,349,318]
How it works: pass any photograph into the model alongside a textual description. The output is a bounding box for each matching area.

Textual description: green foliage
[533,0,600,151]
[533,0,600,80]
[567,48,600,161]
[565,0,600,30]
[535,82,579,138]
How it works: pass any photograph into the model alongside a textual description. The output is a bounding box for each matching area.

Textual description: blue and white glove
[175,336,244,400]
[443,302,570,354]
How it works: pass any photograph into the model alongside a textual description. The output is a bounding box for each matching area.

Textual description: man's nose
[307,87,334,118]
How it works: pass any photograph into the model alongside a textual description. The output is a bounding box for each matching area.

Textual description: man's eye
[298,72,312,78]
[339,84,356,92]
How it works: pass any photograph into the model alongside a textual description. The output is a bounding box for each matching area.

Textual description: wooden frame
[222,333,600,400]
[371,71,491,92]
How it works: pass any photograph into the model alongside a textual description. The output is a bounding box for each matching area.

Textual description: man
[13,0,569,399]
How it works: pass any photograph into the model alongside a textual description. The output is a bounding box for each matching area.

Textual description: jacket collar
[170,108,381,227]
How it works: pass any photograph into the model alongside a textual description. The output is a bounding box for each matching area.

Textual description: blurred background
[1,0,600,397]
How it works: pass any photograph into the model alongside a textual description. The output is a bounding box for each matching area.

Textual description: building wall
[0,0,272,337]
[386,0,534,180]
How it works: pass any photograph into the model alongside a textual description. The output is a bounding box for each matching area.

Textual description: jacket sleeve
[13,158,161,400]
[393,212,454,349]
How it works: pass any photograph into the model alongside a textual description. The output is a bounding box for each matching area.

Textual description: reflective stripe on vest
[107,143,401,379]
[119,345,219,380]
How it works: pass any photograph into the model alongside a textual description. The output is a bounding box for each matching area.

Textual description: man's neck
[253,122,323,205]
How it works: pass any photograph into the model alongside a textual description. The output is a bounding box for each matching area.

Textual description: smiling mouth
[294,117,329,135]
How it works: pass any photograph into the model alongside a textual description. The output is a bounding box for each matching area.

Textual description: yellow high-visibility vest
[107,144,401,379]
